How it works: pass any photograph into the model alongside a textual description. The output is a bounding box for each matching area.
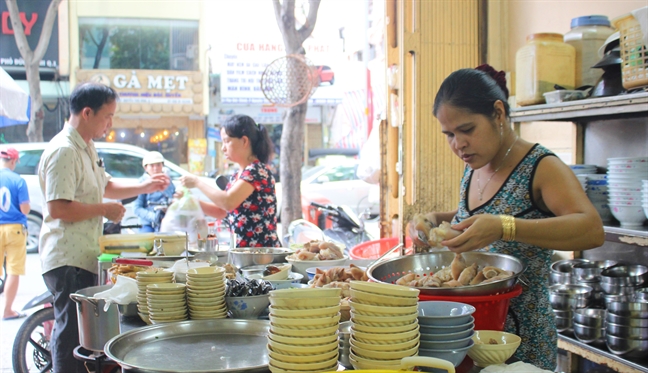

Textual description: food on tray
[222,263,238,280]
[395,253,514,288]
[108,264,150,283]
[286,240,344,261]
[310,264,368,288]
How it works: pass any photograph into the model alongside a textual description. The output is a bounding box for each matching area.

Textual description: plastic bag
[160,188,208,245]
[356,122,381,184]
[93,275,138,310]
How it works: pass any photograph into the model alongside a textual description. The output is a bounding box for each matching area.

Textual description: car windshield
[16,150,44,175]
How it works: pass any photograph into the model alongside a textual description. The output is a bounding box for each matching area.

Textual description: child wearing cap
[134,151,176,232]
[0,146,30,320]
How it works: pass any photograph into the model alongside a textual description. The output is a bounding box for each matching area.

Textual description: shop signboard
[219,38,353,106]
[212,105,321,125]
[188,138,207,174]
[0,1,59,69]
[77,69,204,116]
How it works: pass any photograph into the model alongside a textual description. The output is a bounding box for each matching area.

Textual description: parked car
[12,142,213,253]
[275,161,379,223]
[313,65,335,85]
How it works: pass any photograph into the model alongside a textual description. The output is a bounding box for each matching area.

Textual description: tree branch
[271,0,284,33]
[5,0,33,62]
[297,0,321,45]
[33,0,62,62]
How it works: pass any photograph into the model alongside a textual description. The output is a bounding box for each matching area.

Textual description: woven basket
[613,12,648,89]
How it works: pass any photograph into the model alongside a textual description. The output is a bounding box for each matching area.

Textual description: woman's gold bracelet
[500,215,516,242]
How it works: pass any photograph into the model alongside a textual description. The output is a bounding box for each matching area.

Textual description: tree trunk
[6,0,62,142]
[279,102,307,236]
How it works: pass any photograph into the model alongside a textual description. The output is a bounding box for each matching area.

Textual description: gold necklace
[476,137,519,201]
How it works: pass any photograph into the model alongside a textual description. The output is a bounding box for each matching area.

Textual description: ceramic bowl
[466,331,520,367]
[417,301,476,326]
[224,294,270,319]
[418,339,474,367]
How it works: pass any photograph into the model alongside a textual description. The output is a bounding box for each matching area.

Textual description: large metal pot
[70,284,121,352]
[367,252,527,296]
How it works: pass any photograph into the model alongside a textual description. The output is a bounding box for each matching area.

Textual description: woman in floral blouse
[180,114,280,247]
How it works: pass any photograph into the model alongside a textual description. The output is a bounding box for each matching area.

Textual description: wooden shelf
[511,92,648,123]
[558,334,648,373]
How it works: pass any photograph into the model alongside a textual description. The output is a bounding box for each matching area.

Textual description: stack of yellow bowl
[136,269,174,324]
[267,288,342,373]
[348,281,421,370]
[146,283,187,324]
[186,267,227,320]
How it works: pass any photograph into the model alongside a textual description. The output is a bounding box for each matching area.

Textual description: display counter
[558,332,648,373]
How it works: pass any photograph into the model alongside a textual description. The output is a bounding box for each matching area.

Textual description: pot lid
[592,48,622,68]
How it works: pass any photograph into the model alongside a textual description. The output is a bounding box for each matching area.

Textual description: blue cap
[571,15,611,28]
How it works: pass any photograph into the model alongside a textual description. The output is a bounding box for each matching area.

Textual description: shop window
[79,18,199,71]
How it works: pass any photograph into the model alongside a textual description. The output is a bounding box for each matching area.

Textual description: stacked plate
[267,288,342,373]
[135,269,174,324]
[584,174,611,222]
[417,301,476,367]
[570,165,597,191]
[146,283,187,324]
[186,267,227,320]
[607,157,648,227]
[347,281,420,370]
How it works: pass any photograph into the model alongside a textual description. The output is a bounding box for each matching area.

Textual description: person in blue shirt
[0,146,30,320]
[134,151,176,232]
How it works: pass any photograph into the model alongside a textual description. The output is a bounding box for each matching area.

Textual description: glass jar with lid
[515,33,576,106]
[564,15,615,87]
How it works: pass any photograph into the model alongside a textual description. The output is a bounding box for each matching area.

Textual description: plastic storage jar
[564,15,615,87]
[613,11,648,90]
[515,33,576,106]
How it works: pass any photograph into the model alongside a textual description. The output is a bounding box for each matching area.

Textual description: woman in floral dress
[410,65,604,370]
[181,114,280,247]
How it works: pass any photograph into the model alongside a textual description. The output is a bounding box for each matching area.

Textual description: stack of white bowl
[135,269,174,324]
[186,267,227,320]
[267,288,341,373]
[347,281,420,370]
[417,301,476,367]
[607,157,648,228]
[146,283,187,324]
[642,180,648,219]
[570,164,597,191]
[584,174,611,222]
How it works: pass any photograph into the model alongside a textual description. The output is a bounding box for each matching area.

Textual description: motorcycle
[284,202,375,253]
[12,221,140,373]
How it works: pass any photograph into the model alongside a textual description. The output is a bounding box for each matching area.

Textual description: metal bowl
[554,315,572,332]
[577,279,602,293]
[600,265,648,286]
[573,322,606,344]
[603,294,633,308]
[607,302,648,318]
[607,312,648,328]
[550,259,590,285]
[552,309,573,319]
[573,308,606,328]
[606,321,648,339]
[606,333,648,358]
[600,281,636,295]
[635,288,648,303]
[549,284,592,310]
[367,252,526,296]
[227,247,293,269]
[572,262,603,282]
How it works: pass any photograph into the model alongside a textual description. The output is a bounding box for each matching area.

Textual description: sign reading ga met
[0,1,59,69]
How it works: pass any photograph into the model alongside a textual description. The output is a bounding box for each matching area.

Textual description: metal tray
[367,251,527,296]
[105,319,270,373]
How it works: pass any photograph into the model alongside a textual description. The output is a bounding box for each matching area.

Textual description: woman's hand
[180,174,199,188]
[142,173,171,193]
[406,212,438,249]
[441,214,503,253]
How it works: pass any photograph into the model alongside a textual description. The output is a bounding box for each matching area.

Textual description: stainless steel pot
[70,285,121,352]
[549,284,592,310]
[367,252,527,296]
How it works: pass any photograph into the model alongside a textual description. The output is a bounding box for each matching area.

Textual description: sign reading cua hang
[76,69,204,117]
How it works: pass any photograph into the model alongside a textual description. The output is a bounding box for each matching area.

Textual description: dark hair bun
[475,64,509,99]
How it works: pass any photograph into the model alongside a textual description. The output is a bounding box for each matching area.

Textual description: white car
[275,161,379,221]
[12,142,214,253]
